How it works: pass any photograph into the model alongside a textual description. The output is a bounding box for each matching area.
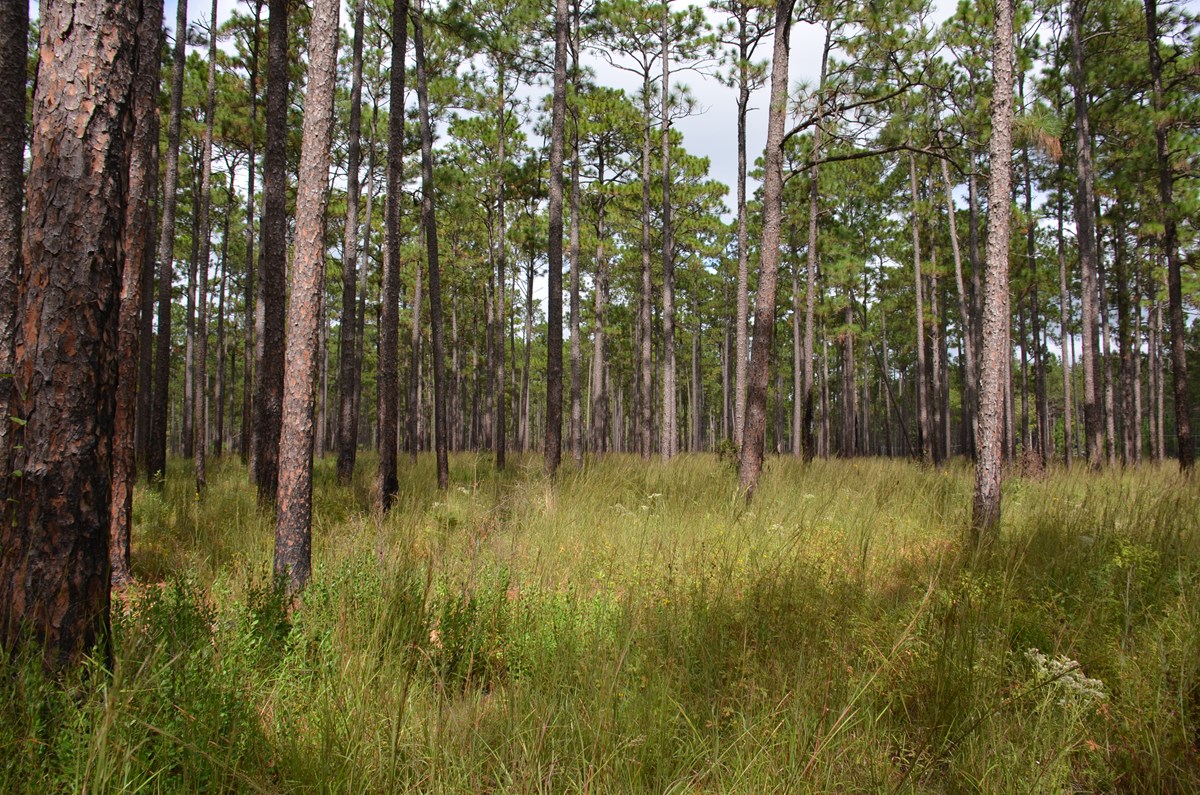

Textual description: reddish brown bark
[1,0,139,668]
[111,0,164,587]
[0,0,27,504]
[275,0,339,593]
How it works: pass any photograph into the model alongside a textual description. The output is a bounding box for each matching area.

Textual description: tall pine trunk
[149,0,190,484]
[1,0,139,667]
[110,0,163,587]
[413,0,448,490]
[379,0,408,509]
[275,0,339,593]
[253,0,290,502]
[545,0,568,475]
[336,0,365,483]
[737,0,795,498]
[972,0,1014,538]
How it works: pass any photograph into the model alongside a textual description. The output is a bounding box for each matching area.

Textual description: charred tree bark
[252,0,289,503]
[110,0,163,587]
[545,0,568,476]
[0,0,27,502]
[379,0,408,509]
[241,0,261,463]
[1,0,139,668]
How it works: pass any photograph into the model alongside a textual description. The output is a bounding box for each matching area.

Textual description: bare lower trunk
[110,0,162,587]
[737,0,795,498]
[379,0,408,509]
[149,0,189,484]
[275,0,339,593]
[1,0,138,668]
[193,0,220,494]
[413,0,448,489]
[1069,0,1102,468]
[972,0,1014,538]
[336,0,365,483]
[253,0,290,503]
[1144,0,1192,470]
[545,0,568,475]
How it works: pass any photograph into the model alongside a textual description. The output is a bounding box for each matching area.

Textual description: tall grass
[2,454,1197,792]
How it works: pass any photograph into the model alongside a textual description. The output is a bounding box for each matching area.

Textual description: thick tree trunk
[275,0,339,593]
[972,0,1014,538]
[379,0,408,509]
[0,0,27,503]
[1144,0,1192,470]
[737,0,794,498]
[1,0,139,668]
[413,0,448,490]
[545,0,568,475]
[109,0,163,587]
[336,0,365,483]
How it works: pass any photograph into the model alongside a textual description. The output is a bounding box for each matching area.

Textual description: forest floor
[3,454,1199,792]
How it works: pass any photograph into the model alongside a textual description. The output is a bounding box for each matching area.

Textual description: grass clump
[2,454,1197,792]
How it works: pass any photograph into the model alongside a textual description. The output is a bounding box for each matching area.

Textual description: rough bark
[336,0,365,484]
[659,2,676,462]
[1,0,139,668]
[1069,0,1102,469]
[379,0,407,509]
[253,0,289,503]
[568,2,582,467]
[737,0,794,498]
[545,0,568,476]
[110,0,163,587]
[274,0,339,594]
[972,0,1014,538]
[0,0,27,503]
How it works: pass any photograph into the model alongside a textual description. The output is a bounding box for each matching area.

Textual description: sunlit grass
[2,453,1197,792]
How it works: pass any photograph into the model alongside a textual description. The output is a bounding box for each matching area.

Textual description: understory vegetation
[3,455,1197,792]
